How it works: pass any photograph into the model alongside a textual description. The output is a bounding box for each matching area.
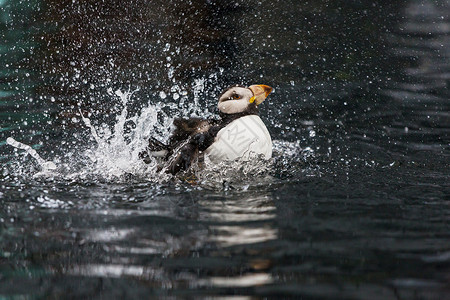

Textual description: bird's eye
[233,94,241,100]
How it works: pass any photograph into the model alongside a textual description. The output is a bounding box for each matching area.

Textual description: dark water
[1,0,449,299]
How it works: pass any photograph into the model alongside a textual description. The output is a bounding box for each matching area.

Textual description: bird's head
[217,84,272,114]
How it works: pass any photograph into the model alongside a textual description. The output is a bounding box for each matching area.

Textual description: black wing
[165,124,222,175]
[168,117,209,149]
[140,117,219,171]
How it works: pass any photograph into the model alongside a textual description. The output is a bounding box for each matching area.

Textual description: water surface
[0,0,449,299]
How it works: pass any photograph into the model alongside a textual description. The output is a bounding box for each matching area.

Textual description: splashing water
[6,137,57,172]
[6,85,314,187]
[77,89,167,181]
[6,88,174,182]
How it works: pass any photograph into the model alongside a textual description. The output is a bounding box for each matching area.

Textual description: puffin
[140,84,273,175]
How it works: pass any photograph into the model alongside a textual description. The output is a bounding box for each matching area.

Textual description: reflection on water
[204,273,273,288]
[51,190,278,294]
[210,225,277,248]
[202,195,277,247]
[70,264,154,279]
[0,185,279,296]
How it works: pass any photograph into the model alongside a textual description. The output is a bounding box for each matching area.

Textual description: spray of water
[76,89,165,181]
[6,83,312,187]
[6,137,57,171]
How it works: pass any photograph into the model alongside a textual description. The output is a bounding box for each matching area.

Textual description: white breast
[204,115,272,163]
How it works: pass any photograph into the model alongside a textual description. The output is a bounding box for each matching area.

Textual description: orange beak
[248,84,273,105]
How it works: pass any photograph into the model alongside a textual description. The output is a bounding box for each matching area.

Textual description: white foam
[6,137,57,171]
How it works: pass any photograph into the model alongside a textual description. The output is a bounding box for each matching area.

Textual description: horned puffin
[140,84,273,175]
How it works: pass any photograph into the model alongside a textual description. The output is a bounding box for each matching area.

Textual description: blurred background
[2,0,433,146]
[0,0,449,299]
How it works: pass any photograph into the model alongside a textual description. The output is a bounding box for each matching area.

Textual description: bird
[140,84,273,175]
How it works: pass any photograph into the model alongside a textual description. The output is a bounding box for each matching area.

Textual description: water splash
[272,139,319,179]
[196,155,275,190]
[76,89,166,181]
[6,137,57,172]
[5,83,317,187]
